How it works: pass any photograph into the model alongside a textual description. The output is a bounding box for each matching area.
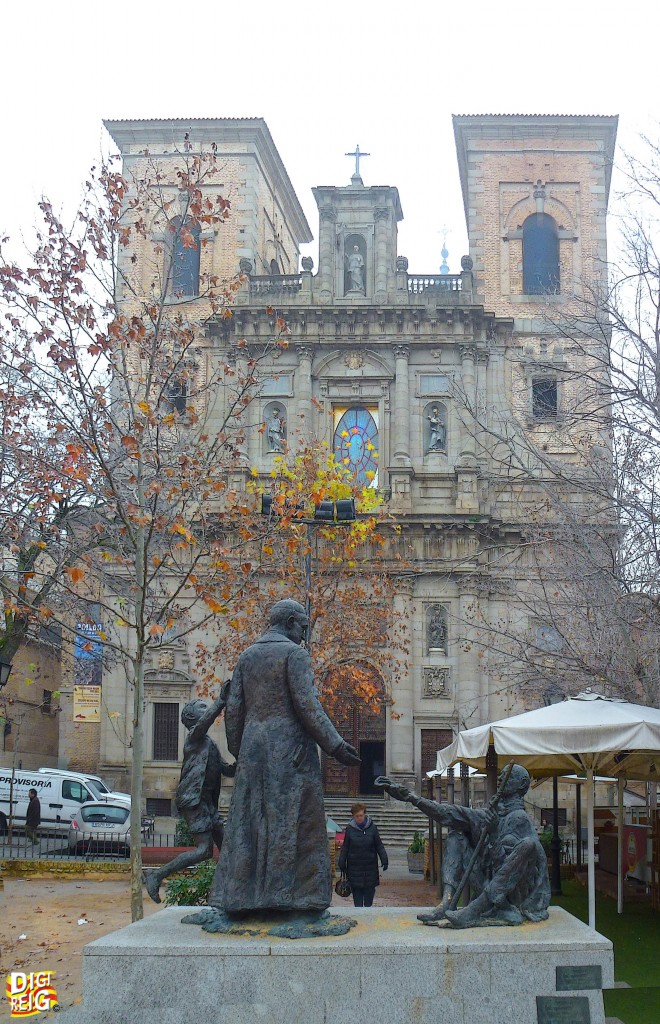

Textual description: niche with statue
[344,233,367,296]
[424,401,448,454]
[263,402,287,454]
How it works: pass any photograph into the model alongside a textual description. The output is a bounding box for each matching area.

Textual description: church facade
[66,114,617,809]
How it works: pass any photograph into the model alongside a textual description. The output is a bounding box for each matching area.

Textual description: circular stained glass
[333,407,379,486]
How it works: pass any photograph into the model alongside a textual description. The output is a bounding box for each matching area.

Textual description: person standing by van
[338,802,388,907]
[25,789,41,844]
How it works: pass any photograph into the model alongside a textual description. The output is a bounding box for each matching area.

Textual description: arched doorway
[321,662,386,797]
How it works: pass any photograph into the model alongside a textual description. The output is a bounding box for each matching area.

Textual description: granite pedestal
[58,906,614,1024]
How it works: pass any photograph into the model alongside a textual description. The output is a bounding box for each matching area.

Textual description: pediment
[315,348,393,380]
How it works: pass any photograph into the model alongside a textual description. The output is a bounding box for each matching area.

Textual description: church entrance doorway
[321,662,386,797]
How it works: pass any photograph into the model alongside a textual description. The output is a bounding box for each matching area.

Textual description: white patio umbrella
[435,691,660,929]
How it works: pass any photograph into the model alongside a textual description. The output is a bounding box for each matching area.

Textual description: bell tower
[453,114,618,317]
[312,157,402,304]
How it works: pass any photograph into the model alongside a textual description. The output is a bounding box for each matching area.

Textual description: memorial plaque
[537,995,591,1024]
[556,965,602,991]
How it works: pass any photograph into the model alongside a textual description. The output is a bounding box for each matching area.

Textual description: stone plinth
[58,906,613,1024]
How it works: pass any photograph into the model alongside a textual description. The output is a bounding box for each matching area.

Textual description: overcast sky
[3,0,658,272]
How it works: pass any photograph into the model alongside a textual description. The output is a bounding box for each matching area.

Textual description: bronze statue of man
[209,599,360,915]
[377,764,550,927]
[143,684,235,904]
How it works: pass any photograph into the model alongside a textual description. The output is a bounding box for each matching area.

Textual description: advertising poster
[73,685,102,723]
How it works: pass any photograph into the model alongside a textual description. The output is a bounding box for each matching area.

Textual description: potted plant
[407,831,426,873]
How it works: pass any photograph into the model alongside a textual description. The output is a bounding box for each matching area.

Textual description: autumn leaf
[66,566,84,584]
[149,624,164,637]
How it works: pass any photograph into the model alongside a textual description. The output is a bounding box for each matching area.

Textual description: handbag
[334,872,352,898]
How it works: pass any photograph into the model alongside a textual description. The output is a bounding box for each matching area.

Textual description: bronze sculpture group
[147,598,550,934]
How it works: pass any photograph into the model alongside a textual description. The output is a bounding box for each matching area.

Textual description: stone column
[374,208,389,300]
[295,345,313,440]
[455,344,479,514]
[457,582,482,729]
[388,577,417,791]
[318,208,336,302]
[391,345,411,467]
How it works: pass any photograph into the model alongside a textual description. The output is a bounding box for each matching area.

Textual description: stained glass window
[333,406,379,486]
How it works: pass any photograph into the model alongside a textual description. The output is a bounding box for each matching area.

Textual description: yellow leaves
[263,545,273,556]
[138,401,150,414]
[204,597,225,615]
[101,551,113,562]
[173,523,195,544]
[66,566,85,584]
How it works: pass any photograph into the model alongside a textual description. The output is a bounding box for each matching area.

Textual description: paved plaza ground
[0,853,437,1020]
[1,861,657,1023]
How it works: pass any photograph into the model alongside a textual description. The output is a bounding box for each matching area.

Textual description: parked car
[0,770,116,834]
[37,768,131,808]
[68,801,147,856]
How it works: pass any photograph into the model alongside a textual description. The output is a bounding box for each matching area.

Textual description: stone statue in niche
[183,599,361,938]
[428,606,447,652]
[427,405,447,452]
[376,764,550,928]
[345,244,365,293]
[143,683,236,904]
[266,406,285,452]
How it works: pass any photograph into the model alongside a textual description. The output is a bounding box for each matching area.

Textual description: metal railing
[407,274,462,295]
[0,829,181,862]
[249,274,303,298]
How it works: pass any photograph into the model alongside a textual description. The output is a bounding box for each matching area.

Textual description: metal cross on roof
[345,144,370,180]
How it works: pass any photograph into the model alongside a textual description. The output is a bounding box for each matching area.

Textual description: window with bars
[153,703,179,761]
[532,378,558,419]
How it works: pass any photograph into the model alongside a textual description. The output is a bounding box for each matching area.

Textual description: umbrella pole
[587,767,596,930]
[617,776,624,915]
[576,783,582,870]
[551,775,562,896]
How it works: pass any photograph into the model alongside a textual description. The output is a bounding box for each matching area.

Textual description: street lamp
[260,494,356,629]
[0,655,12,690]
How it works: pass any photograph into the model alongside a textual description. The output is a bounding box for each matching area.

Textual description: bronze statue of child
[143,682,235,904]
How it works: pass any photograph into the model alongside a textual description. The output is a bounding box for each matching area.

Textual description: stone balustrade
[407,273,462,295]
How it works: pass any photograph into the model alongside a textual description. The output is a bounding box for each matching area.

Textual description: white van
[0,769,127,834]
[37,768,131,808]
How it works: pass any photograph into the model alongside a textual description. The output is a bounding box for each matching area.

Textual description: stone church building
[61,114,617,810]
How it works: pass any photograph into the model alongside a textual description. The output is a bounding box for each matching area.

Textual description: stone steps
[324,797,429,847]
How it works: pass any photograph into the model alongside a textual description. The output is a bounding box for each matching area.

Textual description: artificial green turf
[551,880,660,1024]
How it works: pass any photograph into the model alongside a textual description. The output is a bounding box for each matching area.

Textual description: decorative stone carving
[393,344,409,360]
[460,255,473,271]
[344,350,364,370]
[396,256,409,272]
[239,257,253,275]
[301,256,314,271]
[158,651,175,671]
[374,208,389,221]
[423,667,450,698]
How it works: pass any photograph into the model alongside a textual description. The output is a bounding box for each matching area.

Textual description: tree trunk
[129,654,145,922]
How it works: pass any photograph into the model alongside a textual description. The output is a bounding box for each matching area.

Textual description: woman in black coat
[338,802,388,907]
